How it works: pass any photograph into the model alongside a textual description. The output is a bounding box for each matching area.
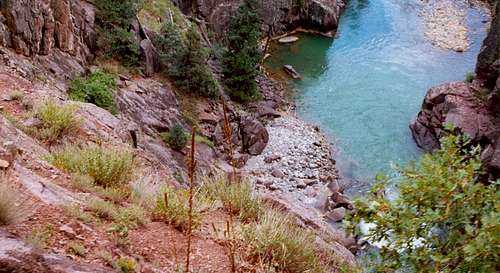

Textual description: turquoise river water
[266,0,489,195]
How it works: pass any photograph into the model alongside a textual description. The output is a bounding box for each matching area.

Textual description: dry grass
[0,184,20,226]
[48,144,134,188]
[241,209,326,273]
[34,100,80,143]
[200,173,263,222]
[152,186,206,233]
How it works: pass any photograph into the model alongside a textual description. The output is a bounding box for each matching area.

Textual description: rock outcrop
[0,231,110,273]
[115,78,182,135]
[411,2,500,179]
[175,0,345,37]
[0,0,95,62]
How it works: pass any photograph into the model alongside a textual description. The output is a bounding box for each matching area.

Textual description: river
[265,0,489,196]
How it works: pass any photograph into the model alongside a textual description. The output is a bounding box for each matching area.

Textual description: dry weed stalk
[221,97,237,273]
[185,127,197,273]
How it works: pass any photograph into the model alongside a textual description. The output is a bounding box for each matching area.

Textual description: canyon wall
[174,0,345,37]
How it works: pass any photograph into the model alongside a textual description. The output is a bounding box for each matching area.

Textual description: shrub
[115,256,137,273]
[35,100,80,143]
[466,71,475,83]
[347,133,500,273]
[0,184,19,226]
[241,209,325,273]
[200,174,262,222]
[67,241,86,256]
[48,144,134,188]
[222,0,261,102]
[69,71,117,113]
[152,186,204,232]
[161,124,188,151]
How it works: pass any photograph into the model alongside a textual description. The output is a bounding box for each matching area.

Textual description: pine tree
[157,24,219,98]
[223,0,262,102]
[177,26,219,98]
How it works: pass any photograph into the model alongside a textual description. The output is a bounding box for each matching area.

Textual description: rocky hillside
[174,0,345,36]
[0,0,357,272]
[411,1,500,179]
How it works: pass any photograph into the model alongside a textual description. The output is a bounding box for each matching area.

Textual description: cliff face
[0,0,95,62]
[175,0,345,37]
[411,1,500,179]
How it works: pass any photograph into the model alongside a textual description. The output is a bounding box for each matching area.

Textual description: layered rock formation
[0,0,95,62]
[175,0,345,37]
[411,1,500,179]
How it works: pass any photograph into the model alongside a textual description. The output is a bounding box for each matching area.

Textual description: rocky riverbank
[421,0,470,52]
[420,0,491,52]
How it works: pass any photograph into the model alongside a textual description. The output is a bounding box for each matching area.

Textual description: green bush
[222,0,261,102]
[161,124,188,151]
[35,100,80,143]
[152,186,204,232]
[94,0,143,67]
[242,209,326,273]
[48,144,134,188]
[200,174,262,222]
[466,71,475,83]
[69,71,117,113]
[348,133,499,273]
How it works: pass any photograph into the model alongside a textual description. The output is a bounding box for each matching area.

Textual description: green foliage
[95,0,143,67]
[157,24,219,98]
[161,124,188,151]
[222,0,262,102]
[35,100,80,143]
[348,134,500,273]
[69,71,117,113]
[195,134,215,148]
[0,184,19,226]
[465,71,475,83]
[156,21,184,78]
[200,173,263,222]
[48,144,134,188]
[115,256,137,273]
[152,186,204,232]
[241,209,326,273]
[176,26,219,98]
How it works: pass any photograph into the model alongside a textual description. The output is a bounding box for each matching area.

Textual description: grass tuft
[67,241,86,256]
[25,224,54,250]
[152,186,205,232]
[34,100,80,143]
[87,198,119,220]
[200,174,262,222]
[48,144,134,188]
[241,209,325,273]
